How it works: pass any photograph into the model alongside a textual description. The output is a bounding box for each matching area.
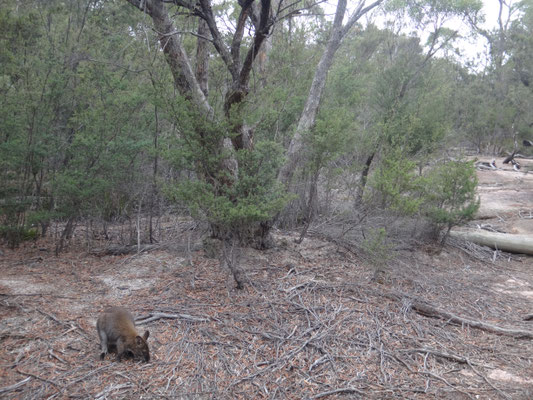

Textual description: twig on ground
[308,386,366,399]
[136,312,209,324]
[466,360,511,400]
[16,369,62,390]
[0,377,31,395]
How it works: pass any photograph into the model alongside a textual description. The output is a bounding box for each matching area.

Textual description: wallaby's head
[133,330,150,362]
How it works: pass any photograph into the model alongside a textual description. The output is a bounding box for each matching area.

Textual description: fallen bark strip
[136,312,209,324]
[0,377,31,395]
[450,230,533,255]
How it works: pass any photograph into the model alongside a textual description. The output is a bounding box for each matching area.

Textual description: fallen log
[450,230,533,255]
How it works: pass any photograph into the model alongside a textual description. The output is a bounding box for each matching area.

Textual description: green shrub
[166,139,290,243]
[422,159,479,244]
[361,227,393,281]
[365,152,424,216]
[0,225,38,248]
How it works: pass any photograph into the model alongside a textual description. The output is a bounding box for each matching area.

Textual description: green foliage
[304,108,357,173]
[0,225,38,248]
[361,227,393,279]
[0,0,157,240]
[247,25,320,144]
[366,152,424,215]
[422,159,480,243]
[166,138,290,235]
[0,0,526,252]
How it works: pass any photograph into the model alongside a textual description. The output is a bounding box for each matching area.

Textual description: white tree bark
[450,230,533,255]
[278,0,383,186]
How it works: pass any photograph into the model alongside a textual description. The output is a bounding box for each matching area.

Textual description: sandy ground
[474,156,533,234]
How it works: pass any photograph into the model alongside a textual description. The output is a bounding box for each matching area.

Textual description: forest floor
[1,159,533,399]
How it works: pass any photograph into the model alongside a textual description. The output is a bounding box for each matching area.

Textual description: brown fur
[96,307,150,362]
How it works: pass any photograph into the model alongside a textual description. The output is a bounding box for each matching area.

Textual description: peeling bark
[195,19,210,97]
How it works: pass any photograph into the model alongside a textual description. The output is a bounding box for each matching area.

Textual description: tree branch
[239,0,272,89]
[231,0,255,73]
[340,0,383,38]
[198,0,237,79]
[124,0,213,116]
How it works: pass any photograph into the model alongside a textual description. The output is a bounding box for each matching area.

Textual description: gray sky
[483,0,500,26]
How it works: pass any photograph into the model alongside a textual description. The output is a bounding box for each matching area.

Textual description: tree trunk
[297,171,319,244]
[356,152,375,204]
[195,19,210,97]
[220,237,245,290]
[55,217,76,255]
[279,0,383,187]
[123,0,285,259]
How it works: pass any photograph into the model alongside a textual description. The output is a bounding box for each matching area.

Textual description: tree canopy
[0,0,530,258]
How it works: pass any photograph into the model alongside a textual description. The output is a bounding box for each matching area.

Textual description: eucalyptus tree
[279,0,384,187]
[124,0,294,252]
[352,0,482,200]
[465,0,533,151]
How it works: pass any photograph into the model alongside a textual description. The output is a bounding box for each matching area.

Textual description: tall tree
[279,0,384,187]
[466,0,532,150]
[124,1,287,251]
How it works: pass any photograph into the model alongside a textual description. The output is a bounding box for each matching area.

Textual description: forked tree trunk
[55,217,76,255]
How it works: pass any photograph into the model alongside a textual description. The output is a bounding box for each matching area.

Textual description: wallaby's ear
[143,330,150,340]
[136,336,143,345]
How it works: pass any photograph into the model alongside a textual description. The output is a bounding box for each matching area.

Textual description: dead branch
[400,348,486,366]
[36,309,65,325]
[136,312,209,324]
[383,291,533,339]
[0,377,31,395]
[467,360,511,400]
[48,349,68,364]
[309,386,366,399]
[17,369,62,390]
[418,370,476,400]
[411,301,533,339]
[95,383,134,399]
[62,365,112,390]
[0,293,79,299]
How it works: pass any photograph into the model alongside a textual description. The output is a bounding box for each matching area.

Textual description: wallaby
[96,307,150,362]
